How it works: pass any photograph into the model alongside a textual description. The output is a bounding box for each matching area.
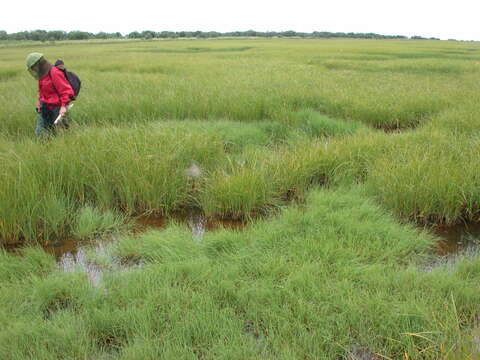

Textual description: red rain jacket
[38,66,74,109]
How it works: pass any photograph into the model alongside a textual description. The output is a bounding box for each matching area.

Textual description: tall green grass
[0,118,381,242]
[1,38,479,137]
[1,187,480,358]
[0,124,224,243]
[72,206,126,239]
[7,108,480,243]
[2,111,479,244]
[2,37,480,359]
[366,130,480,224]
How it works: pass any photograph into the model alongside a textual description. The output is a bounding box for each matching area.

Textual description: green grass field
[1,38,480,359]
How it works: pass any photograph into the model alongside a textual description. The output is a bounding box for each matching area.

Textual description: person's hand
[59,106,67,117]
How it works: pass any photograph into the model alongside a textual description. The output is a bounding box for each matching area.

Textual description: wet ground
[2,213,246,287]
[431,222,480,256]
[47,239,116,287]
[4,214,480,283]
[422,222,480,271]
[135,212,245,239]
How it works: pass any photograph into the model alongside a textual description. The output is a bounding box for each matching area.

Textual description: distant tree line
[0,29,444,41]
[0,30,123,41]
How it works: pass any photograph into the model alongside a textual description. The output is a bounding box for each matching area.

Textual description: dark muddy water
[1,238,135,287]
[2,214,246,287]
[431,222,480,256]
[46,239,115,287]
[422,222,480,271]
[136,213,245,238]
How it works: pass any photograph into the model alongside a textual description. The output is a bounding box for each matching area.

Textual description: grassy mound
[1,187,479,359]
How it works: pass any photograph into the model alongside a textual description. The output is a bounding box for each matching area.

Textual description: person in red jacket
[26,52,75,138]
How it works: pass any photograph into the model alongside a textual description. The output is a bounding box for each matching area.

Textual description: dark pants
[35,104,70,138]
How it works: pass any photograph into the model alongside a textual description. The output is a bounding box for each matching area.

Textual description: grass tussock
[72,206,126,240]
[367,131,480,224]
[290,108,363,137]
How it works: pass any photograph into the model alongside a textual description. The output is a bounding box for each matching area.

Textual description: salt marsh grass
[1,38,479,136]
[72,206,126,239]
[1,38,480,358]
[2,188,480,358]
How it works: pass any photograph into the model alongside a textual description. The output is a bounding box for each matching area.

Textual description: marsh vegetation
[1,38,480,359]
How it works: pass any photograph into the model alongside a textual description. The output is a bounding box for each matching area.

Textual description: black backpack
[53,60,81,100]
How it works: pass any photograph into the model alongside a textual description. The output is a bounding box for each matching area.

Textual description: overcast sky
[2,0,479,41]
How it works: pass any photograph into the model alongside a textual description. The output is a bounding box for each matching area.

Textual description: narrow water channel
[3,214,246,287]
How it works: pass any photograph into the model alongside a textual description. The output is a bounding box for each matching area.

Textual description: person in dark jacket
[26,52,74,138]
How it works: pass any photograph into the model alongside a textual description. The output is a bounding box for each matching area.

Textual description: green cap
[26,52,44,69]
[26,52,44,79]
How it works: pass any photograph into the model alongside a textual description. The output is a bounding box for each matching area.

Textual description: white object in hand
[54,104,74,125]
